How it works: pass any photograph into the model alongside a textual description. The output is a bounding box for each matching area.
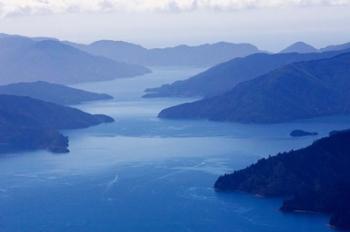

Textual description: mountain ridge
[158,52,350,123]
[144,48,350,98]
[0,36,150,85]
[69,40,261,67]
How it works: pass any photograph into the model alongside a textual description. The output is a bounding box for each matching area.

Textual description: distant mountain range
[0,35,150,85]
[279,41,350,54]
[159,52,350,123]
[214,129,350,230]
[67,40,350,68]
[67,40,261,67]
[0,94,114,153]
[144,49,349,98]
[279,42,319,54]
[0,81,113,105]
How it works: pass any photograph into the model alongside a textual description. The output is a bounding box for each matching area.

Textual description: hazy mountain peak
[280,41,319,54]
[213,41,258,47]
[90,40,146,49]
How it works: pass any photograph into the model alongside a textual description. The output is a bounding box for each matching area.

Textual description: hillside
[0,36,150,85]
[0,81,113,105]
[214,129,350,230]
[0,95,114,153]
[144,49,348,98]
[158,52,350,123]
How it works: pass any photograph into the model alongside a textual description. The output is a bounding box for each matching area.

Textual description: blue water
[1,67,350,231]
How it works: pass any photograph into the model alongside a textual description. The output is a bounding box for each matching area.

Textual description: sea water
[0,67,349,232]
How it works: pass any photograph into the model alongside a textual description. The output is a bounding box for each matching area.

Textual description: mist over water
[0,67,349,231]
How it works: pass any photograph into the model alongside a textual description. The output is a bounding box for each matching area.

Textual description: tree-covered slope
[214,129,350,230]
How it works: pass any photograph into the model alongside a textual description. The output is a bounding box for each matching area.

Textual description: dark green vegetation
[214,129,350,230]
[290,130,318,137]
[0,95,114,153]
[144,49,348,98]
[0,36,150,85]
[159,52,350,123]
[0,81,113,105]
[68,40,261,67]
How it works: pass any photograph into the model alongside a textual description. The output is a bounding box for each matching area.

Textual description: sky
[0,0,349,51]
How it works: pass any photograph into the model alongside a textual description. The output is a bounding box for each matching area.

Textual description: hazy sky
[0,0,349,51]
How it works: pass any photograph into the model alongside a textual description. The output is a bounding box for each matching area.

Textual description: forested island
[214,129,350,230]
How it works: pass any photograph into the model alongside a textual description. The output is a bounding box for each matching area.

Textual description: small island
[290,130,318,137]
[214,129,350,230]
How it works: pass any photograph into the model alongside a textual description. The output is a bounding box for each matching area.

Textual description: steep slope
[145,49,349,98]
[279,42,319,54]
[0,81,113,105]
[214,129,350,230]
[159,52,350,123]
[74,40,261,67]
[0,37,150,85]
[0,95,114,153]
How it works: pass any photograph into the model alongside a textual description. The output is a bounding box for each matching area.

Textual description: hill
[0,81,113,105]
[158,52,350,123]
[0,95,114,153]
[214,129,350,230]
[144,49,348,98]
[0,36,150,85]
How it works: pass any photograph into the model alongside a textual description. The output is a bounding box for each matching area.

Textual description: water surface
[1,67,349,232]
